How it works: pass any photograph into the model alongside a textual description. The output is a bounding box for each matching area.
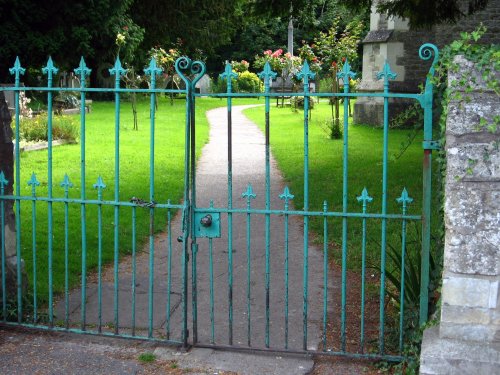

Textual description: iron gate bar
[192,207,421,220]
[75,57,90,333]
[28,174,39,324]
[397,188,413,354]
[257,62,277,349]
[219,62,237,346]
[377,60,397,354]
[94,176,105,333]
[357,188,373,353]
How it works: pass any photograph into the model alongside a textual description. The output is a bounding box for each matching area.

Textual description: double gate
[0,44,439,361]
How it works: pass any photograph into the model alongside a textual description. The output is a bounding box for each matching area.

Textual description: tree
[129,0,246,63]
[252,0,490,28]
[0,0,138,82]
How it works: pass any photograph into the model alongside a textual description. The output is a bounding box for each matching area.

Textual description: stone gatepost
[420,57,500,373]
[0,92,21,303]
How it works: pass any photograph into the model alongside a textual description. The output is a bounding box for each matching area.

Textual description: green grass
[138,352,156,363]
[244,100,441,269]
[16,95,260,302]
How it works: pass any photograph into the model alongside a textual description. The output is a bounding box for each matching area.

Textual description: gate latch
[194,211,221,238]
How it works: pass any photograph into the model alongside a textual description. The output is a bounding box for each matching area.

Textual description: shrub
[211,71,263,94]
[14,113,79,143]
[291,96,315,109]
[236,71,262,93]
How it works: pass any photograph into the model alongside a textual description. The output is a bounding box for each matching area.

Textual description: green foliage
[312,17,364,73]
[15,114,79,143]
[236,71,262,93]
[138,352,156,363]
[0,0,139,81]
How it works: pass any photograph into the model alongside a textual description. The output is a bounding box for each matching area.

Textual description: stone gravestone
[420,56,500,374]
[195,74,211,95]
[0,91,24,302]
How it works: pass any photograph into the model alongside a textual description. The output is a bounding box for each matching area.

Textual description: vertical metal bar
[279,186,293,350]
[340,82,350,353]
[419,43,438,326]
[209,237,215,344]
[28,174,39,324]
[110,59,125,335]
[264,107,271,350]
[258,63,276,348]
[228,92,234,347]
[421,149,431,326]
[357,188,372,353]
[301,68,312,352]
[62,176,71,329]
[179,63,192,349]
[246,211,251,347]
[43,58,57,328]
[75,57,90,332]
[147,64,158,340]
[373,62,397,354]
[284,204,289,350]
[94,177,105,333]
[190,87,198,345]
[220,62,236,346]
[131,206,136,336]
[361,211,367,352]
[322,201,328,351]
[242,188,255,347]
[165,201,172,340]
[379,76,391,355]
[399,200,408,354]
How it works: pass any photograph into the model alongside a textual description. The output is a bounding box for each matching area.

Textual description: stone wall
[420,56,500,374]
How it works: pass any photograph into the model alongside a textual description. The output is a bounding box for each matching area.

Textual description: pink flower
[271,49,283,57]
[264,50,272,56]
[284,52,292,58]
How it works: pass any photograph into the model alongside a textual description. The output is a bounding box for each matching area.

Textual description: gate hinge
[422,140,440,150]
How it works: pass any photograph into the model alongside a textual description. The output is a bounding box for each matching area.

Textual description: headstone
[195,74,211,95]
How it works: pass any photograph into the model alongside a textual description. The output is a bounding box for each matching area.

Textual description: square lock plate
[194,211,221,238]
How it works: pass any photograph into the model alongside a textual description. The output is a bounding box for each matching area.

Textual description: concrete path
[53,105,328,374]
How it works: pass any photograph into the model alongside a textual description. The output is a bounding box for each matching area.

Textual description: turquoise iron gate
[0,44,439,361]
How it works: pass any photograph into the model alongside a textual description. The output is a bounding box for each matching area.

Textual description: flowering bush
[297,43,322,73]
[149,46,181,77]
[14,114,79,143]
[231,60,250,73]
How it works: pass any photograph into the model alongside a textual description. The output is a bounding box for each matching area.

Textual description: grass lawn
[15,95,260,302]
[243,100,442,270]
